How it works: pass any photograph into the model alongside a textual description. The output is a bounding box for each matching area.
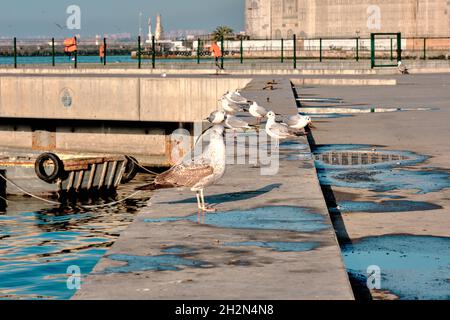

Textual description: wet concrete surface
[302,74,450,299]
[342,235,450,300]
[73,78,354,300]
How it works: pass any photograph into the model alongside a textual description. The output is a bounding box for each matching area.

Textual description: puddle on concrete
[145,206,330,233]
[305,114,354,119]
[330,200,442,214]
[225,241,319,252]
[319,168,450,194]
[342,235,450,300]
[314,147,428,170]
[104,254,210,273]
[314,144,450,195]
[299,106,435,116]
[297,97,344,104]
[279,141,309,151]
[283,153,313,162]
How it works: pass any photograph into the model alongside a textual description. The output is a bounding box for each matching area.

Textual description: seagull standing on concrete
[139,117,226,213]
[226,90,249,105]
[225,114,255,138]
[249,101,268,125]
[220,97,245,115]
[265,111,305,147]
[398,61,409,74]
[284,114,313,130]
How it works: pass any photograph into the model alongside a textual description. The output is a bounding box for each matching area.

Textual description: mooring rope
[0,173,145,209]
[0,173,61,205]
[127,156,159,176]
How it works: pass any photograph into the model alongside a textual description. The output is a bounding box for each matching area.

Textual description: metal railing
[0,35,449,69]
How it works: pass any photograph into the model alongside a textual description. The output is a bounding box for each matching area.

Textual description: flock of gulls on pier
[140,87,314,212]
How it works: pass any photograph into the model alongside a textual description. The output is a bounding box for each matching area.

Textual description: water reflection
[0,174,150,300]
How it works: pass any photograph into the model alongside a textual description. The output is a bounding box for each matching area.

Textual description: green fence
[1,35,449,69]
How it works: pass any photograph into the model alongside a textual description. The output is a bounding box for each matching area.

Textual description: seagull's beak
[308,123,317,129]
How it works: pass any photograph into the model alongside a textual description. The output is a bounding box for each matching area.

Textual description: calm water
[0,55,205,66]
[0,176,150,300]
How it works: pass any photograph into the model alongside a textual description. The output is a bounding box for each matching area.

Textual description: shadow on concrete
[164,184,282,205]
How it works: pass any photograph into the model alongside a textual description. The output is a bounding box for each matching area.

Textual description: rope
[78,190,143,209]
[126,156,159,176]
[0,173,61,205]
[0,173,146,209]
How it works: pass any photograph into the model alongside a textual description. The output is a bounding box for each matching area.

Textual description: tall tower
[148,18,153,41]
[155,14,164,40]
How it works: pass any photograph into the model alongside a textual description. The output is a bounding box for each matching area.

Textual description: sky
[0,0,245,38]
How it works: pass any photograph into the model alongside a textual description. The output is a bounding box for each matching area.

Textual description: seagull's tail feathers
[136,182,173,191]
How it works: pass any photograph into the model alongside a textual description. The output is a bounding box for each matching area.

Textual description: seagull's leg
[196,191,202,211]
[200,189,216,212]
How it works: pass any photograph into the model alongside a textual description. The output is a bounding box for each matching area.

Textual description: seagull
[265,111,305,147]
[226,90,249,105]
[207,110,226,124]
[398,61,409,74]
[225,114,254,133]
[220,97,245,115]
[139,123,226,213]
[284,114,314,130]
[249,101,268,125]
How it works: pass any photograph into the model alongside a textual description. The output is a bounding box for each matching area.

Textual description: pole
[74,37,77,69]
[197,38,201,64]
[52,38,55,66]
[293,34,297,69]
[319,38,323,62]
[397,32,402,62]
[281,38,284,63]
[103,38,107,66]
[423,37,427,60]
[13,37,17,68]
[220,36,224,70]
[390,38,393,61]
[356,37,359,62]
[138,36,141,69]
[370,33,375,69]
[152,35,156,69]
[240,38,243,64]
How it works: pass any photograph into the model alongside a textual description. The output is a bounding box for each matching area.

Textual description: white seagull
[220,97,245,115]
[249,101,268,125]
[207,110,226,124]
[226,90,249,105]
[265,111,305,147]
[140,118,226,212]
[398,61,409,74]
[284,114,313,130]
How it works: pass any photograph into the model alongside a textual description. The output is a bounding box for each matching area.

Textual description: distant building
[155,14,164,40]
[245,0,450,39]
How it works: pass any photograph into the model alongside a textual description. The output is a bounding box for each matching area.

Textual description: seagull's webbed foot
[201,205,217,213]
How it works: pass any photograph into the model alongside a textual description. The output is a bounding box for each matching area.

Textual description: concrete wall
[246,0,450,39]
[0,74,251,122]
[0,72,251,165]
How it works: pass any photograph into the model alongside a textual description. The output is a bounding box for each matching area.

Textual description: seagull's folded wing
[269,123,291,137]
[155,163,214,188]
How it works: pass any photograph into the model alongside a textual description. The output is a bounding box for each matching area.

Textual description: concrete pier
[73,78,354,300]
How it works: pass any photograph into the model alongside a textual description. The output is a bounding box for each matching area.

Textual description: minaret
[155,14,164,41]
[148,18,153,41]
